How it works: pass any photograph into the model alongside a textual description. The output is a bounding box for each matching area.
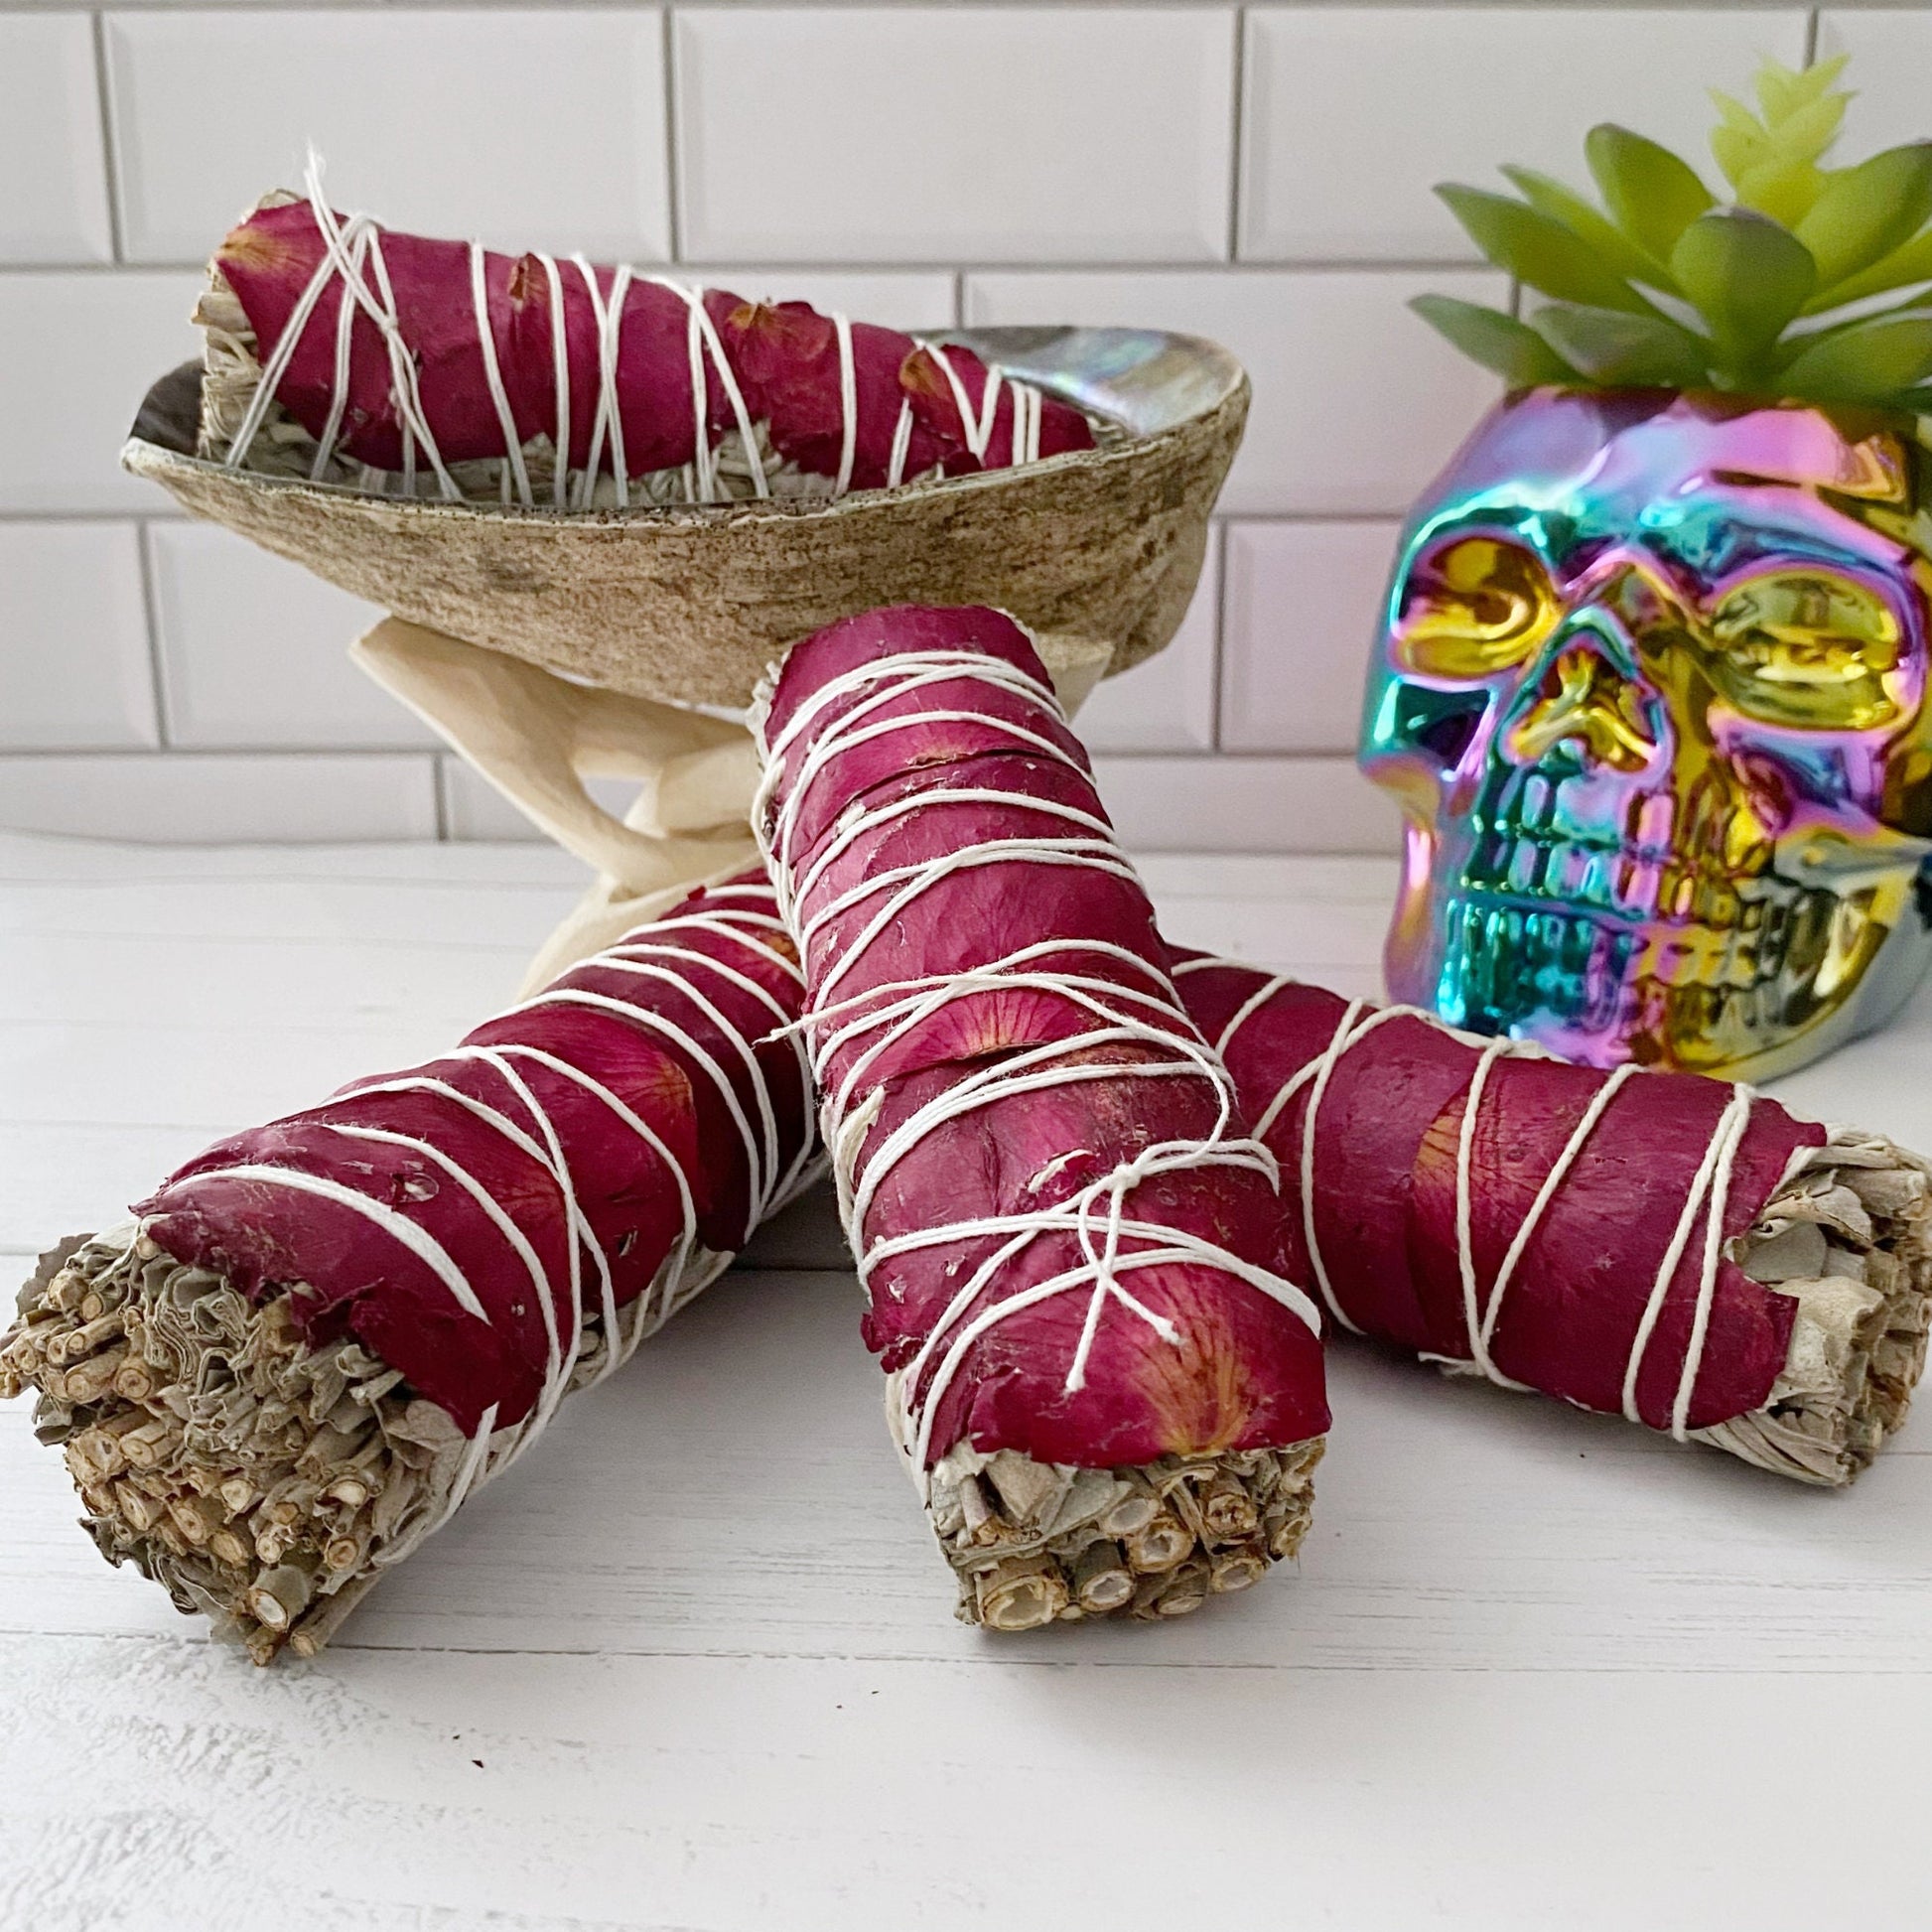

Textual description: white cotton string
[298,163,459,500]
[683,290,715,503]
[832,311,859,498]
[469,239,532,506]
[1011,377,1041,467]
[228,177,1049,508]
[695,291,769,499]
[573,257,633,509]
[308,218,370,481]
[224,238,358,474]
[912,342,1047,467]
[755,645,1321,1482]
[759,646,1064,876]
[155,897,815,1532]
[511,984,775,1222]
[1200,958,1759,1434]
[566,948,785,1213]
[912,341,990,460]
[471,1047,584,1439]
[1466,1061,1639,1380]
[886,399,915,488]
[1292,1001,1415,1333]
[163,1165,490,1321]
[1619,1084,1752,1428]
[800,950,1186,1132]
[420,1401,497,1541]
[1451,1037,1516,1383]
[537,252,573,506]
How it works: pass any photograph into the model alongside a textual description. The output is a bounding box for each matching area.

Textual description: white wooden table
[4,831,1931,1930]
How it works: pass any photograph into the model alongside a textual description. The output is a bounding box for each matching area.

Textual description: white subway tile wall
[0,16,114,264]
[1220,519,1400,754]
[0,270,204,511]
[1817,12,1932,153]
[1076,527,1221,755]
[674,8,1236,264]
[0,4,1844,851]
[105,10,671,262]
[0,524,155,750]
[145,524,421,750]
[0,754,438,843]
[1241,9,1808,261]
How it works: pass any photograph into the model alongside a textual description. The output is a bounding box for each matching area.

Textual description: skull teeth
[1464,827,1748,924]
[1438,877,1878,1030]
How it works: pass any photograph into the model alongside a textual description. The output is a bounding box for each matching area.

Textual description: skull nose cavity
[1507,640,1659,774]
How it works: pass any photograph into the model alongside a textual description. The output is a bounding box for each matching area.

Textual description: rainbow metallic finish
[1359,386,1932,1082]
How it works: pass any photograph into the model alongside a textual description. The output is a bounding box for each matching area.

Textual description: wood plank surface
[4,830,1930,1928]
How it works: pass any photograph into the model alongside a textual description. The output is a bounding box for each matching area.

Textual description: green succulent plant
[1416,55,1932,414]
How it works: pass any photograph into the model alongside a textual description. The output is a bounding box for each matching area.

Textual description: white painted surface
[0,752,439,843]
[1075,526,1221,753]
[675,7,1236,264]
[0,523,157,750]
[1241,8,1808,260]
[0,14,113,264]
[146,523,424,751]
[105,9,672,263]
[5,832,1932,1928]
[1091,752,1400,853]
[1221,518,1403,754]
[1818,10,1932,158]
[0,268,204,511]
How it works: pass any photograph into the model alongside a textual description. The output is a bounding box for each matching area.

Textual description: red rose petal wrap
[210,197,1091,497]
[753,608,1328,1509]
[1171,960,1827,1435]
[137,873,817,1438]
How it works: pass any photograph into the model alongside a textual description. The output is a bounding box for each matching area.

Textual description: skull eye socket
[1706,571,1907,731]
[1396,537,1560,679]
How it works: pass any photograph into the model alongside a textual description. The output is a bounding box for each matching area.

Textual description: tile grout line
[133,519,171,750]
[660,6,685,264]
[1209,519,1230,753]
[1226,6,1246,266]
[88,10,125,265]
[0,507,1407,527]
[0,0,1893,11]
[1,745,1368,763]
[0,744,482,761]
[0,257,1501,279]
[432,754,453,842]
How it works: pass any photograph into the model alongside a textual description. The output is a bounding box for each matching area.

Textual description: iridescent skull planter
[1360,386,1932,1082]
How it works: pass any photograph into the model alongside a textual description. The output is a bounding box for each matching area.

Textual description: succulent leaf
[1436,185,1651,313]
[1410,296,1581,385]
[1587,125,1714,258]
[1797,144,1932,292]
[1671,209,1816,375]
[1779,314,1932,406]
[1765,51,1849,118]
[1710,94,1769,192]
[1498,166,1672,290]
[1814,226,1932,312]
[1528,305,1711,388]
[1733,159,1828,228]
[1711,58,1850,216]
[1418,51,1929,415]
